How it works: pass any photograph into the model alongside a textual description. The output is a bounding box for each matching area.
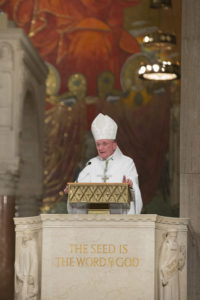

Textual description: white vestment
[67,147,143,214]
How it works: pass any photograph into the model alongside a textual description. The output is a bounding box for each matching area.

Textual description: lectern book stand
[68,182,130,213]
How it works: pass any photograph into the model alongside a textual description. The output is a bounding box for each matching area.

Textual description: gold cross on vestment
[102,159,111,183]
[102,174,110,183]
[97,173,111,183]
[97,158,112,183]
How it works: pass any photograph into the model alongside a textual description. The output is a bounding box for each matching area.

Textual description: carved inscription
[56,243,140,268]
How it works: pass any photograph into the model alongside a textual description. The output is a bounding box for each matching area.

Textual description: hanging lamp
[143,31,176,51]
[150,0,171,9]
[138,61,180,81]
[139,0,180,81]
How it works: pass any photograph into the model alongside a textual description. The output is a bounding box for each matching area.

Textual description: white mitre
[91,113,118,140]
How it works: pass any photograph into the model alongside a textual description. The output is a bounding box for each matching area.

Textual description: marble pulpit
[14,214,188,300]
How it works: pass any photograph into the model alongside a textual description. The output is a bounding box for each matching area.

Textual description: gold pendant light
[143,31,176,51]
[138,0,180,81]
[150,0,171,9]
[138,61,180,81]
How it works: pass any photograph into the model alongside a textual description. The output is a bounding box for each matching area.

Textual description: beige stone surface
[0,20,47,300]
[14,214,188,300]
[0,26,48,216]
[180,1,200,298]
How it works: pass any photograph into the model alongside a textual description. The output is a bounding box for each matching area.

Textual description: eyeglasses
[96,141,114,148]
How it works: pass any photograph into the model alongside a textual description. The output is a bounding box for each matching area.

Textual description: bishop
[65,113,143,214]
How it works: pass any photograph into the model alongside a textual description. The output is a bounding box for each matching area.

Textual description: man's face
[96,139,117,160]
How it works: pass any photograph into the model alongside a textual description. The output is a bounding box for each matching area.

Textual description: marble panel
[14,214,188,300]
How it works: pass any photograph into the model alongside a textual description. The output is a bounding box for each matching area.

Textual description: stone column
[0,34,19,298]
[180,1,200,299]
[0,196,15,300]
[169,89,180,207]
[0,14,48,299]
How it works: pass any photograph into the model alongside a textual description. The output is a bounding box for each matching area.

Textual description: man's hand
[64,184,68,194]
[123,176,133,188]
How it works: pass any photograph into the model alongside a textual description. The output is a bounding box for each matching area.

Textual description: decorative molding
[40,214,158,222]
[156,215,189,226]
[13,213,189,226]
[13,214,189,230]
[14,215,41,225]
[40,214,189,225]
[14,215,189,232]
